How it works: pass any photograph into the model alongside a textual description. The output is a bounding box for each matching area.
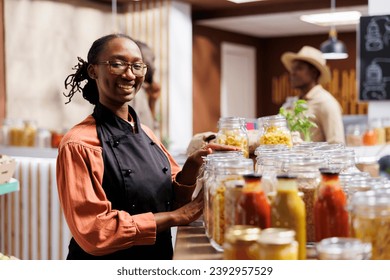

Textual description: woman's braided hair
[63,33,136,105]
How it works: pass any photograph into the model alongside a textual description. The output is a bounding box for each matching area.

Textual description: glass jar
[383,117,390,143]
[351,190,390,259]
[9,119,25,146]
[223,225,262,260]
[209,158,254,251]
[316,237,372,260]
[271,175,306,259]
[314,168,349,242]
[371,118,386,145]
[216,117,249,158]
[203,152,244,239]
[255,228,298,260]
[346,124,365,147]
[234,174,270,229]
[259,115,292,147]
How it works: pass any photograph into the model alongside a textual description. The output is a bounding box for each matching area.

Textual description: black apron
[67,103,174,260]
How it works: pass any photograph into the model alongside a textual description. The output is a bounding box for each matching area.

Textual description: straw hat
[281,46,331,85]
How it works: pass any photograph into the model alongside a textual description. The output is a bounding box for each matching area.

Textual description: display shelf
[0,178,20,195]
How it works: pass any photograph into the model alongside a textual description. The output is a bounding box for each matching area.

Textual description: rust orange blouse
[56,115,194,256]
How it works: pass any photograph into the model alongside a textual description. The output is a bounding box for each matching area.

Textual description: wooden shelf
[0,178,19,195]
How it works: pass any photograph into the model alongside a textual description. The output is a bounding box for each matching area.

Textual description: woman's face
[91,37,145,107]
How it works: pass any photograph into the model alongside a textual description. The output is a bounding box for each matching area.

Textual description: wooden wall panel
[0,0,5,124]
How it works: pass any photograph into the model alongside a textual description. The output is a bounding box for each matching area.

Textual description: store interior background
[1,0,386,153]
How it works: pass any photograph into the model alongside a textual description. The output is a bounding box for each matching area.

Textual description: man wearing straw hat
[281,46,345,144]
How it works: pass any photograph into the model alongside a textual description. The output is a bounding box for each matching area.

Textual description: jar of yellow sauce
[223,225,262,260]
[271,175,306,259]
[216,117,249,158]
[255,228,298,260]
[351,189,390,259]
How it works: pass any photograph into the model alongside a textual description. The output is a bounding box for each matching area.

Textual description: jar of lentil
[223,225,262,260]
[259,115,292,147]
[351,189,390,259]
[255,228,298,260]
[216,117,249,158]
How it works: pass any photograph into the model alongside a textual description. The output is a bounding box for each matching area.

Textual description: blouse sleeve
[56,141,157,256]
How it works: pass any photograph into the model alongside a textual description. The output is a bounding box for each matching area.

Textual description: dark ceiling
[92,0,368,20]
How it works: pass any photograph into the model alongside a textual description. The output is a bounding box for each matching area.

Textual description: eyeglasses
[97,60,147,77]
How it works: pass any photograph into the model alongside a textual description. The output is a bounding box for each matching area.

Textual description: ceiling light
[300,11,361,26]
[319,0,349,60]
[227,0,267,4]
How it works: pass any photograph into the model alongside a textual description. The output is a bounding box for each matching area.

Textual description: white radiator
[0,157,71,260]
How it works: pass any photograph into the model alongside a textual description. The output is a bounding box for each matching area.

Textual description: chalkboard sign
[359,15,390,101]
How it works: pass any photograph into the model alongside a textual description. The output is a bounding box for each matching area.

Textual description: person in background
[129,41,160,135]
[281,46,345,144]
[57,33,239,260]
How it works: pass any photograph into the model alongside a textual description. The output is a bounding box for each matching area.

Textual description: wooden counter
[173,220,222,260]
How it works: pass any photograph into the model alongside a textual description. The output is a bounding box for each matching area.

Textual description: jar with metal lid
[255,228,298,260]
[351,189,390,259]
[271,175,306,259]
[209,158,254,251]
[216,117,249,158]
[327,148,361,174]
[223,225,262,260]
[283,156,325,243]
[259,115,292,147]
[314,168,349,242]
[316,237,372,260]
[203,152,244,238]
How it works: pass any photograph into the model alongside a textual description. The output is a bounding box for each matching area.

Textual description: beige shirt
[304,85,345,144]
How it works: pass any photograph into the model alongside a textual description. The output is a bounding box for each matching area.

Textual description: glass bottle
[283,156,325,243]
[216,117,249,158]
[235,174,270,229]
[316,237,372,260]
[271,175,306,259]
[223,225,262,260]
[314,168,349,242]
[259,115,292,147]
[351,189,390,259]
[255,228,298,260]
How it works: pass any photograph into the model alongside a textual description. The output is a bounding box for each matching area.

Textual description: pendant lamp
[320,0,348,59]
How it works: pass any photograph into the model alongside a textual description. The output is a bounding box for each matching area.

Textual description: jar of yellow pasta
[216,117,249,158]
[259,115,292,147]
[351,189,390,259]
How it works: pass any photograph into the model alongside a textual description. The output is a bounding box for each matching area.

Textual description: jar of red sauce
[314,168,349,242]
[235,174,271,229]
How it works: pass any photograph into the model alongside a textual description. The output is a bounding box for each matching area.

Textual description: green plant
[279,99,317,142]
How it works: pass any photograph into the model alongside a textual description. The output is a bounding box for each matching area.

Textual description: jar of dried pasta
[216,117,249,158]
[209,158,253,251]
[259,115,292,147]
[351,189,390,259]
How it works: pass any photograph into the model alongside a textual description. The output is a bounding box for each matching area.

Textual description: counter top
[173,220,222,260]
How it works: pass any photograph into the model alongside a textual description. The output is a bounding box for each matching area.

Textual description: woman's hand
[176,143,241,186]
[154,189,204,232]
